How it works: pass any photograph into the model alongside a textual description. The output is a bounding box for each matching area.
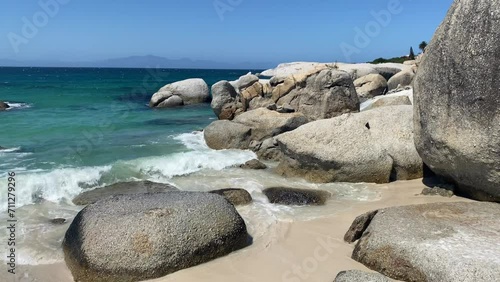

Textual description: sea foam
[0,131,256,210]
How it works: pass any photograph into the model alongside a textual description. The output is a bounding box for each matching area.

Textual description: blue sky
[0,0,454,66]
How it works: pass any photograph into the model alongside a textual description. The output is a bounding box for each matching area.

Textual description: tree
[419,41,428,53]
[409,47,415,60]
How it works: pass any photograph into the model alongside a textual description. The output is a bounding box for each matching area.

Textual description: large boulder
[276,105,422,183]
[263,187,331,206]
[63,192,249,282]
[203,120,251,150]
[354,73,388,99]
[232,108,308,141]
[72,181,178,205]
[209,188,252,206]
[276,69,360,121]
[414,0,500,202]
[0,101,9,111]
[150,78,209,108]
[387,68,416,91]
[211,81,239,120]
[347,202,500,282]
[204,108,308,158]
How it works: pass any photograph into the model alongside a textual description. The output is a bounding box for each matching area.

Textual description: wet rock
[72,181,178,205]
[263,187,331,206]
[344,210,378,243]
[63,192,249,282]
[240,159,267,170]
[421,186,454,198]
[50,218,67,225]
[0,101,9,111]
[209,188,253,206]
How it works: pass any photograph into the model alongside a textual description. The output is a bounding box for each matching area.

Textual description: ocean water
[0,67,379,267]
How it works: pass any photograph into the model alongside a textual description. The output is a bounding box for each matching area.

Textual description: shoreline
[11,179,472,282]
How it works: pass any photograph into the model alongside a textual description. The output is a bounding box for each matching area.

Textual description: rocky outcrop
[334,270,390,282]
[414,0,500,202]
[0,101,9,111]
[150,78,209,108]
[209,188,253,206]
[276,105,423,183]
[260,62,329,77]
[354,74,388,99]
[72,181,178,205]
[211,68,360,121]
[263,187,331,206]
[204,108,308,159]
[273,69,360,121]
[63,192,249,282]
[346,202,500,282]
[239,159,267,170]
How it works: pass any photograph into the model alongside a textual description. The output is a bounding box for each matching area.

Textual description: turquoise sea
[0,67,261,206]
[0,67,376,267]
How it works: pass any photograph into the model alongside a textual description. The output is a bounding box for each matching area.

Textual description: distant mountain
[0,55,275,70]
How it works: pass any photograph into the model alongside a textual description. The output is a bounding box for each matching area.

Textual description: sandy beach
[12,179,472,282]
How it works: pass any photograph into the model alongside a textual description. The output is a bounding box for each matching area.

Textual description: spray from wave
[0,131,256,210]
[4,102,32,110]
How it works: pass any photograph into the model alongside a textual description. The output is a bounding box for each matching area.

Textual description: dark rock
[421,187,454,198]
[63,192,249,282]
[334,270,390,282]
[72,181,178,205]
[414,0,500,202]
[344,210,378,243]
[0,101,9,111]
[209,188,252,206]
[350,202,500,282]
[50,218,67,225]
[263,187,331,206]
[240,159,267,170]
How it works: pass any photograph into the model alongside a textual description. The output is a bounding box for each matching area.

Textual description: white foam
[5,102,32,110]
[132,149,256,180]
[0,146,21,153]
[0,166,111,211]
[173,131,208,151]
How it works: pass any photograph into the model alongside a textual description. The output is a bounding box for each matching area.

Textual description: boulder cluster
[64,0,499,281]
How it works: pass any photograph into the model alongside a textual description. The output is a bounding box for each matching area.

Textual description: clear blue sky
[0,0,454,66]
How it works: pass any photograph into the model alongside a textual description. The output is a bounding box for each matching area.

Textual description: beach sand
[11,179,472,282]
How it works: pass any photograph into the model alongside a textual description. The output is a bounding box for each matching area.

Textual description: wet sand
[10,179,472,282]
